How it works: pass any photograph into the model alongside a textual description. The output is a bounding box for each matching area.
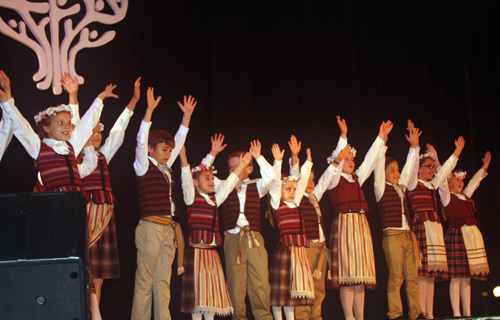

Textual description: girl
[373,120,425,320]
[80,77,141,303]
[1,73,118,320]
[179,145,252,320]
[269,144,314,320]
[326,117,393,320]
[439,152,490,317]
[407,137,465,319]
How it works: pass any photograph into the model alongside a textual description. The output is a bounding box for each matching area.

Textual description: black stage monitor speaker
[0,192,90,320]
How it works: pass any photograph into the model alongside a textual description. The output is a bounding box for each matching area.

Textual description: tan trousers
[295,243,328,320]
[382,231,421,320]
[131,220,176,320]
[224,230,273,320]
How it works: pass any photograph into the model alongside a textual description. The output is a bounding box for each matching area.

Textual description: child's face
[89,132,102,150]
[228,156,253,181]
[148,142,173,165]
[281,181,296,202]
[448,176,465,193]
[43,111,73,141]
[385,161,400,185]
[194,170,215,194]
[418,158,436,181]
[342,152,355,175]
[305,171,315,194]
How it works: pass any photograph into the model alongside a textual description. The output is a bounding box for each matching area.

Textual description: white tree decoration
[0,0,128,95]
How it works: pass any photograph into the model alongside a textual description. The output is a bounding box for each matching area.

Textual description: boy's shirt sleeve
[134,120,152,176]
[69,98,103,156]
[167,125,189,167]
[100,107,134,163]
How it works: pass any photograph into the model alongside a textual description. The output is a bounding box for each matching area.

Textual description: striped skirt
[89,212,120,279]
[412,222,446,279]
[270,243,314,307]
[181,247,233,316]
[87,202,113,248]
[445,226,488,280]
[327,213,376,289]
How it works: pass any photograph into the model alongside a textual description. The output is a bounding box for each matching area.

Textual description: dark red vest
[299,195,323,240]
[407,182,440,223]
[377,185,410,229]
[272,201,309,247]
[444,194,477,228]
[187,193,222,246]
[221,183,261,232]
[137,160,172,218]
[37,142,84,193]
[327,177,370,216]
[82,152,114,204]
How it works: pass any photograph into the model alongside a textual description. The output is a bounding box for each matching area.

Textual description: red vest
[299,196,323,240]
[37,142,84,193]
[221,183,261,232]
[407,182,440,223]
[137,160,172,218]
[82,152,114,204]
[377,185,410,229]
[187,193,222,246]
[272,201,308,247]
[327,177,370,216]
[444,194,477,228]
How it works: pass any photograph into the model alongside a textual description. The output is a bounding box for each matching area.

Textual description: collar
[43,138,70,155]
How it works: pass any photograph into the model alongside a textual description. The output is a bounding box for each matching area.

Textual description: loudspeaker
[0,192,90,320]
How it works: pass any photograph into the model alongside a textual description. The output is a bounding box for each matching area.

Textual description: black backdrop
[1,1,499,319]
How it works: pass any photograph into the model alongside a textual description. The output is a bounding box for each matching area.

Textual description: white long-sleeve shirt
[270,159,312,210]
[439,168,488,206]
[408,154,459,192]
[0,110,13,161]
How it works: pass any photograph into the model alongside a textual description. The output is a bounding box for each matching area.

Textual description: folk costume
[374,145,423,320]
[131,121,187,320]
[180,164,240,317]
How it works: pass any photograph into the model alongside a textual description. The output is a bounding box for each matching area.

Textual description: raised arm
[167,95,196,167]
[314,144,349,200]
[250,140,277,197]
[180,146,196,206]
[294,148,312,205]
[178,95,197,128]
[0,71,13,160]
[215,153,252,206]
[462,151,490,198]
[270,143,285,210]
[430,137,464,188]
[399,122,421,187]
[373,145,388,202]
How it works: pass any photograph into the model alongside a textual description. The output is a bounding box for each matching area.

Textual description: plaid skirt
[89,212,120,279]
[181,247,233,315]
[445,226,488,280]
[412,222,446,279]
[269,244,313,307]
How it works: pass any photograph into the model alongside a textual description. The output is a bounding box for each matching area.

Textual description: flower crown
[420,152,436,160]
[34,104,72,124]
[327,146,356,164]
[191,163,217,175]
[282,175,299,184]
[448,171,466,180]
[97,123,105,132]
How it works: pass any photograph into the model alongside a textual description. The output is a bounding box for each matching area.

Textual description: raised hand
[126,77,141,112]
[407,119,415,133]
[455,136,465,151]
[288,135,301,156]
[335,144,351,163]
[210,133,227,156]
[337,116,347,139]
[0,70,12,99]
[482,151,491,170]
[271,143,285,161]
[240,152,252,167]
[147,87,161,111]
[178,95,197,116]
[97,84,119,101]
[378,120,393,141]
[306,148,312,162]
[249,140,262,159]
[60,72,79,96]
[405,124,422,149]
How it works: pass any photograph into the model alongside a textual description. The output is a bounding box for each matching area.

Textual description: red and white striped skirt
[87,202,113,248]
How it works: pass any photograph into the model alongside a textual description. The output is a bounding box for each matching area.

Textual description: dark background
[1,1,499,319]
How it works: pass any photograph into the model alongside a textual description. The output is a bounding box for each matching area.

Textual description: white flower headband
[448,171,466,180]
[420,152,436,160]
[191,163,217,175]
[327,146,356,164]
[34,104,72,124]
[282,175,299,184]
[97,123,105,132]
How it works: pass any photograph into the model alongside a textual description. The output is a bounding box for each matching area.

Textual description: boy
[131,88,196,320]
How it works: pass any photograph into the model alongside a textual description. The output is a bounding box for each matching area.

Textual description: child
[179,145,252,320]
[1,72,117,320]
[201,137,276,320]
[288,134,349,320]
[407,137,464,319]
[269,143,314,320]
[0,71,13,170]
[77,76,141,303]
[326,117,393,320]
[131,88,196,320]
[439,152,491,317]
[373,120,426,320]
